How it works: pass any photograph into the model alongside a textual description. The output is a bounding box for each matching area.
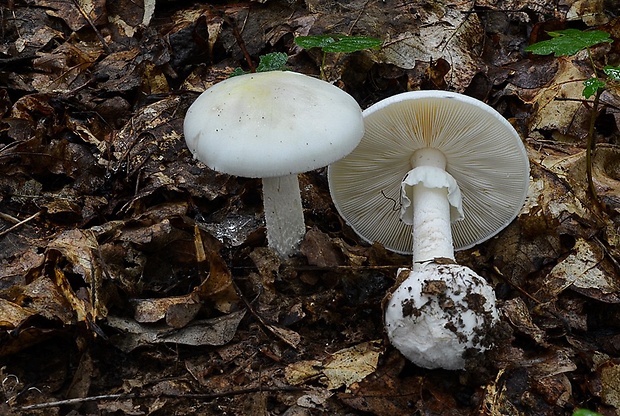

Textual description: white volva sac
[329,90,530,369]
[184,71,364,257]
[385,265,499,370]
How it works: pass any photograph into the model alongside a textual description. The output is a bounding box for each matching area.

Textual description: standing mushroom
[328,90,529,369]
[184,71,364,257]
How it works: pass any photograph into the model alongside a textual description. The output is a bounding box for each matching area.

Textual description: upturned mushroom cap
[384,264,499,370]
[328,90,530,254]
[184,71,364,178]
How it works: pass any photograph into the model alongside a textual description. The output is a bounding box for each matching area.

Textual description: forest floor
[1,0,620,415]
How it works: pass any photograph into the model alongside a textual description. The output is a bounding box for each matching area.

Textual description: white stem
[411,184,454,264]
[401,148,461,268]
[262,175,306,257]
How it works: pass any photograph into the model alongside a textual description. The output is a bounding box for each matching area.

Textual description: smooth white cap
[328,90,530,254]
[184,71,364,178]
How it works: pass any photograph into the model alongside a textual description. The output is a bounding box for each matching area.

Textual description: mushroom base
[384,263,499,370]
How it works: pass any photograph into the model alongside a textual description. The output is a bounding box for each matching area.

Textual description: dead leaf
[598,359,620,410]
[0,299,37,329]
[48,229,108,320]
[338,351,424,416]
[378,4,484,91]
[300,227,345,268]
[132,293,202,328]
[35,0,108,32]
[528,57,591,137]
[542,238,620,303]
[285,341,381,390]
[106,309,246,352]
[501,298,548,346]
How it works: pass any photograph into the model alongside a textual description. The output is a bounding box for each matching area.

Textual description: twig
[231,279,300,349]
[0,210,44,238]
[585,89,603,212]
[71,0,111,54]
[217,9,255,72]
[18,385,301,411]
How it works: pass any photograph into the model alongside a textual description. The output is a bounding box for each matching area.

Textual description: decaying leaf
[502,298,548,346]
[132,293,202,328]
[528,57,591,136]
[598,359,620,409]
[378,4,484,91]
[543,238,620,303]
[285,340,381,390]
[106,309,246,352]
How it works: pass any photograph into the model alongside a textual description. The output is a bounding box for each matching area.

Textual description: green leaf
[572,409,603,416]
[295,35,382,53]
[256,52,289,72]
[583,77,606,98]
[229,67,248,77]
[295,35,338,50]
[321,36,383,53]
[604,65,620,81]
[525,29,612,56]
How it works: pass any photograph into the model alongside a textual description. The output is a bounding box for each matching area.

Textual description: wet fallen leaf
[106,309,246,352]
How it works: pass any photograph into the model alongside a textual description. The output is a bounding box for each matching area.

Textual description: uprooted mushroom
[329,90,530,370]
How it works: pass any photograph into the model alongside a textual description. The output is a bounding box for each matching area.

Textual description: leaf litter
[0,0,619,415]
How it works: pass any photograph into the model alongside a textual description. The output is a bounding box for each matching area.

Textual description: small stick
[71,0,111,54]
[0,210,43,238]
[18,386,301,411]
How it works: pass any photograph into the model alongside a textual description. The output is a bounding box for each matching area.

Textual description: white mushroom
[328,90,530,369]
[184,71,364,257]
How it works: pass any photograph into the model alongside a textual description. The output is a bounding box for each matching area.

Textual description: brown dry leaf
[4,7,65,56]
[35,0,108,32]
[527,57,591,138]
[597,359,620,410]
[377,3,484,92]
[132,293,201,328]
[502,298,548,346]
[65,351,96,403]
[541,238,620,303]
[285,340,381,390]
[566,0,610,26]
[106,309,246,352]
[48,229,108,320]
[300,227,345,268]
[338,351,423,416]
[322,340,382,390]
[0,298,37,329]
[4,275,75,325]
[93,48,141,93]
[32,41,102,93]
[479,369,524,416]
[193,228,239,313]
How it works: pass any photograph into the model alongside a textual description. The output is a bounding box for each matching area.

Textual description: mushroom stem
[410,183,454,264]
[262,174,306,257]
[401,148,464,268]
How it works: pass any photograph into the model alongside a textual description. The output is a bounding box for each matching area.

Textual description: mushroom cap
[328,90,530,254]
[184,71,364,178]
